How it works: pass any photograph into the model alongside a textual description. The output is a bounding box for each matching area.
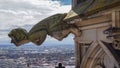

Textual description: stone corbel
[112,11,120,50]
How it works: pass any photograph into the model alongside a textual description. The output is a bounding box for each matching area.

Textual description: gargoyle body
[8,13,81,46]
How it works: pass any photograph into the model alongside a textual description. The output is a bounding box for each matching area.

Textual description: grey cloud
[0,0,53,15]
[0,29,10,32]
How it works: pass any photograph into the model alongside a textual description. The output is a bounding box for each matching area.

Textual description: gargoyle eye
[8,34,13,37]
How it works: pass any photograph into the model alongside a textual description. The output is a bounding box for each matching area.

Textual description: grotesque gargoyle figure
[8,13,81,46]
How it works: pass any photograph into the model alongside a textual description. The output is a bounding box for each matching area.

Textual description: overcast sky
[0,0,74,46]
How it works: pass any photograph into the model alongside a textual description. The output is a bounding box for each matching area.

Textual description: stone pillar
[112,11,120,50]
[72,0,77,8]
[74,37,82,68]
[72,0,86,8]
[112,11,120,28]
[74,37,91,68]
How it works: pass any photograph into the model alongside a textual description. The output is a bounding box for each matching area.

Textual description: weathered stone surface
[64,0,120,21]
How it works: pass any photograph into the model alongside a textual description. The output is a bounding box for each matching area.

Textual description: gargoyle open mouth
[8,34,20,46]
[8,34,29,46]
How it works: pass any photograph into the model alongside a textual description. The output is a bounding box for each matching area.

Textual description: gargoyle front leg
[52,27,81,41]
[52,29,71,41]
[69,27,81,37]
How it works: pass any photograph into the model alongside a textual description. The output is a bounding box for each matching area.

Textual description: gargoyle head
[8,28,29,46]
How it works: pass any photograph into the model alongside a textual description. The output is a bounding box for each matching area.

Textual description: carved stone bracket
[112,11,120,50]
[103,11,120,50]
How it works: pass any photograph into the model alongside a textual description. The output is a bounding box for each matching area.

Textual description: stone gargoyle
[8,13,81,46]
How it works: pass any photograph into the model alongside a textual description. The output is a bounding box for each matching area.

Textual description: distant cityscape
[0,44,75,68]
